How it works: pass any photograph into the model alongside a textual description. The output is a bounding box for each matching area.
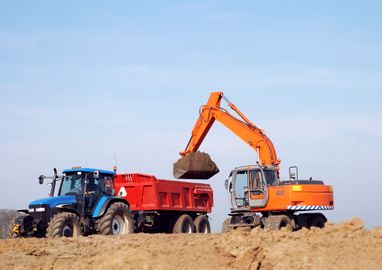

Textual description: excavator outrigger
[174,92,334,230]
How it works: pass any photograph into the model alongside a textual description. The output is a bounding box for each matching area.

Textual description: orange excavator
[173,92,334,230]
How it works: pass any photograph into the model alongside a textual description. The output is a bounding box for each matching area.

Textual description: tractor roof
[63,167,115,175]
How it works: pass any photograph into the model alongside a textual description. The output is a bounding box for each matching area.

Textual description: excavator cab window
[263,170,278,186]
[234,170,249,207]
[249,170,264,195]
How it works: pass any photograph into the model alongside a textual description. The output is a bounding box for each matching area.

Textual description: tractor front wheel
[47,212,81,238]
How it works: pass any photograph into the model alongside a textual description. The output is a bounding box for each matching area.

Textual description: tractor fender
[92,196,130,218]
[53,204,81,217]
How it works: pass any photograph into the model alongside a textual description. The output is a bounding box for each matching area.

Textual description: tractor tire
[221,217,232,233]
[47,212,81,238]
[194,215,211,233]
[263,215,294,231]
[172,214,195,233]
[96,202,134,235]
[310,213,327,228]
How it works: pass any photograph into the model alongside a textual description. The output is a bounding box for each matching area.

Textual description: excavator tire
[47,212,82,238]
[221,217,233,233]
[263,215,294,231]
[173,151,219,179]
[96,202,134,235]
[310,213,327,228]
[194,215,211,233]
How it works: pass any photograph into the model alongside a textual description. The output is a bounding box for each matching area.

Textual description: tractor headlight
[35,207,45,212]
[29,208,35,212]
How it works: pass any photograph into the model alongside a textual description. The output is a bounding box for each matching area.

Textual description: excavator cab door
[230,170,250,210]
[248,168,268,208]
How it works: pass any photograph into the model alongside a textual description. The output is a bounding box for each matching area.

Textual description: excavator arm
[173,92,280,179]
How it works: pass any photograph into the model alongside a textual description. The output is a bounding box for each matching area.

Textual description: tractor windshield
[59,173,84,196]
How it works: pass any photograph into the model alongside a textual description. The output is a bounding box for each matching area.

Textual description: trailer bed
[114,173,213,213]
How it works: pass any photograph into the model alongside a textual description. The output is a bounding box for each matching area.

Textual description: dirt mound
[1,218,381,270]
[173,151,219,179]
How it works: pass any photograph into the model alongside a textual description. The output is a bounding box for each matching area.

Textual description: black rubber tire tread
[264,215,293,231]
[47,212,81,238]
[194,215,211,233]
[310,213,327,228]
[172,214,195,233]
[96,202,134,235]
[221,217,232,233]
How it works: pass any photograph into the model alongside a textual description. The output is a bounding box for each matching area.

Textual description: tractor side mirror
[224,179,228,190]
[38,175,45,185]
[93,170,100,179]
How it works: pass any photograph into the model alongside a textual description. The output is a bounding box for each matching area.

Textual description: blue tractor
[12,167,134,238]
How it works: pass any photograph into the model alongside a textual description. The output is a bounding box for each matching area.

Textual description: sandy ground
[0,218,381,270]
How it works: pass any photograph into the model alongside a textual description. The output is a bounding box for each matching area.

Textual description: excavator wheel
[173,151,219,179]
[221,217,233,233]
[309,213,327,229]
[263,215,294,231]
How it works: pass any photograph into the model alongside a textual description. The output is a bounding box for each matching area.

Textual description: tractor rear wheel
[47,212,81,238]
[172,214,195,233]
[96,202,134,235]
[194,215,210,233]
[263,215,294,231]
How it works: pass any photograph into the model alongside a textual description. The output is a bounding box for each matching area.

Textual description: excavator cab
[228,165,279,210]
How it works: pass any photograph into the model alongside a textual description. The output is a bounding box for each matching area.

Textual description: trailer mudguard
[92,195,130,218]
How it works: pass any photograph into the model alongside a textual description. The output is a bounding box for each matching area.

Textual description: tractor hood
[29,196,76,208]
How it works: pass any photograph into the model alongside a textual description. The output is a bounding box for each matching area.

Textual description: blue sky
[1,1,381,231]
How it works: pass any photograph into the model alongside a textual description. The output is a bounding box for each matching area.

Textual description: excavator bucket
[173,151,219,179]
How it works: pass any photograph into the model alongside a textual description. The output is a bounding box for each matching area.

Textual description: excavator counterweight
[173,151,219,179]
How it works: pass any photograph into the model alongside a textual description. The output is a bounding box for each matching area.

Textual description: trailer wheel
[264,215,294,231]
[194,215,210,233]
[310,213,327,228]
[47,212,81,238]
[173,214,195,233]
[96,202,134,235]
[221,217,232,233]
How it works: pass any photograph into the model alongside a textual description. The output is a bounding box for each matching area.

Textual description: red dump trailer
[113,173,213,233]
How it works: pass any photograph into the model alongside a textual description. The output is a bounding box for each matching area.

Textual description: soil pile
[1,218,381,270]
[173,151,219,179]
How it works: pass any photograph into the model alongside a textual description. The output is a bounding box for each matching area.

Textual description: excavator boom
[173,92,280,179]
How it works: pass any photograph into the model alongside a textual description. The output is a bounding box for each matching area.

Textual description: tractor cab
[57,168,116,215]
[35,168,116,217]
[226,165,279,210]
[60,168,116,196]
